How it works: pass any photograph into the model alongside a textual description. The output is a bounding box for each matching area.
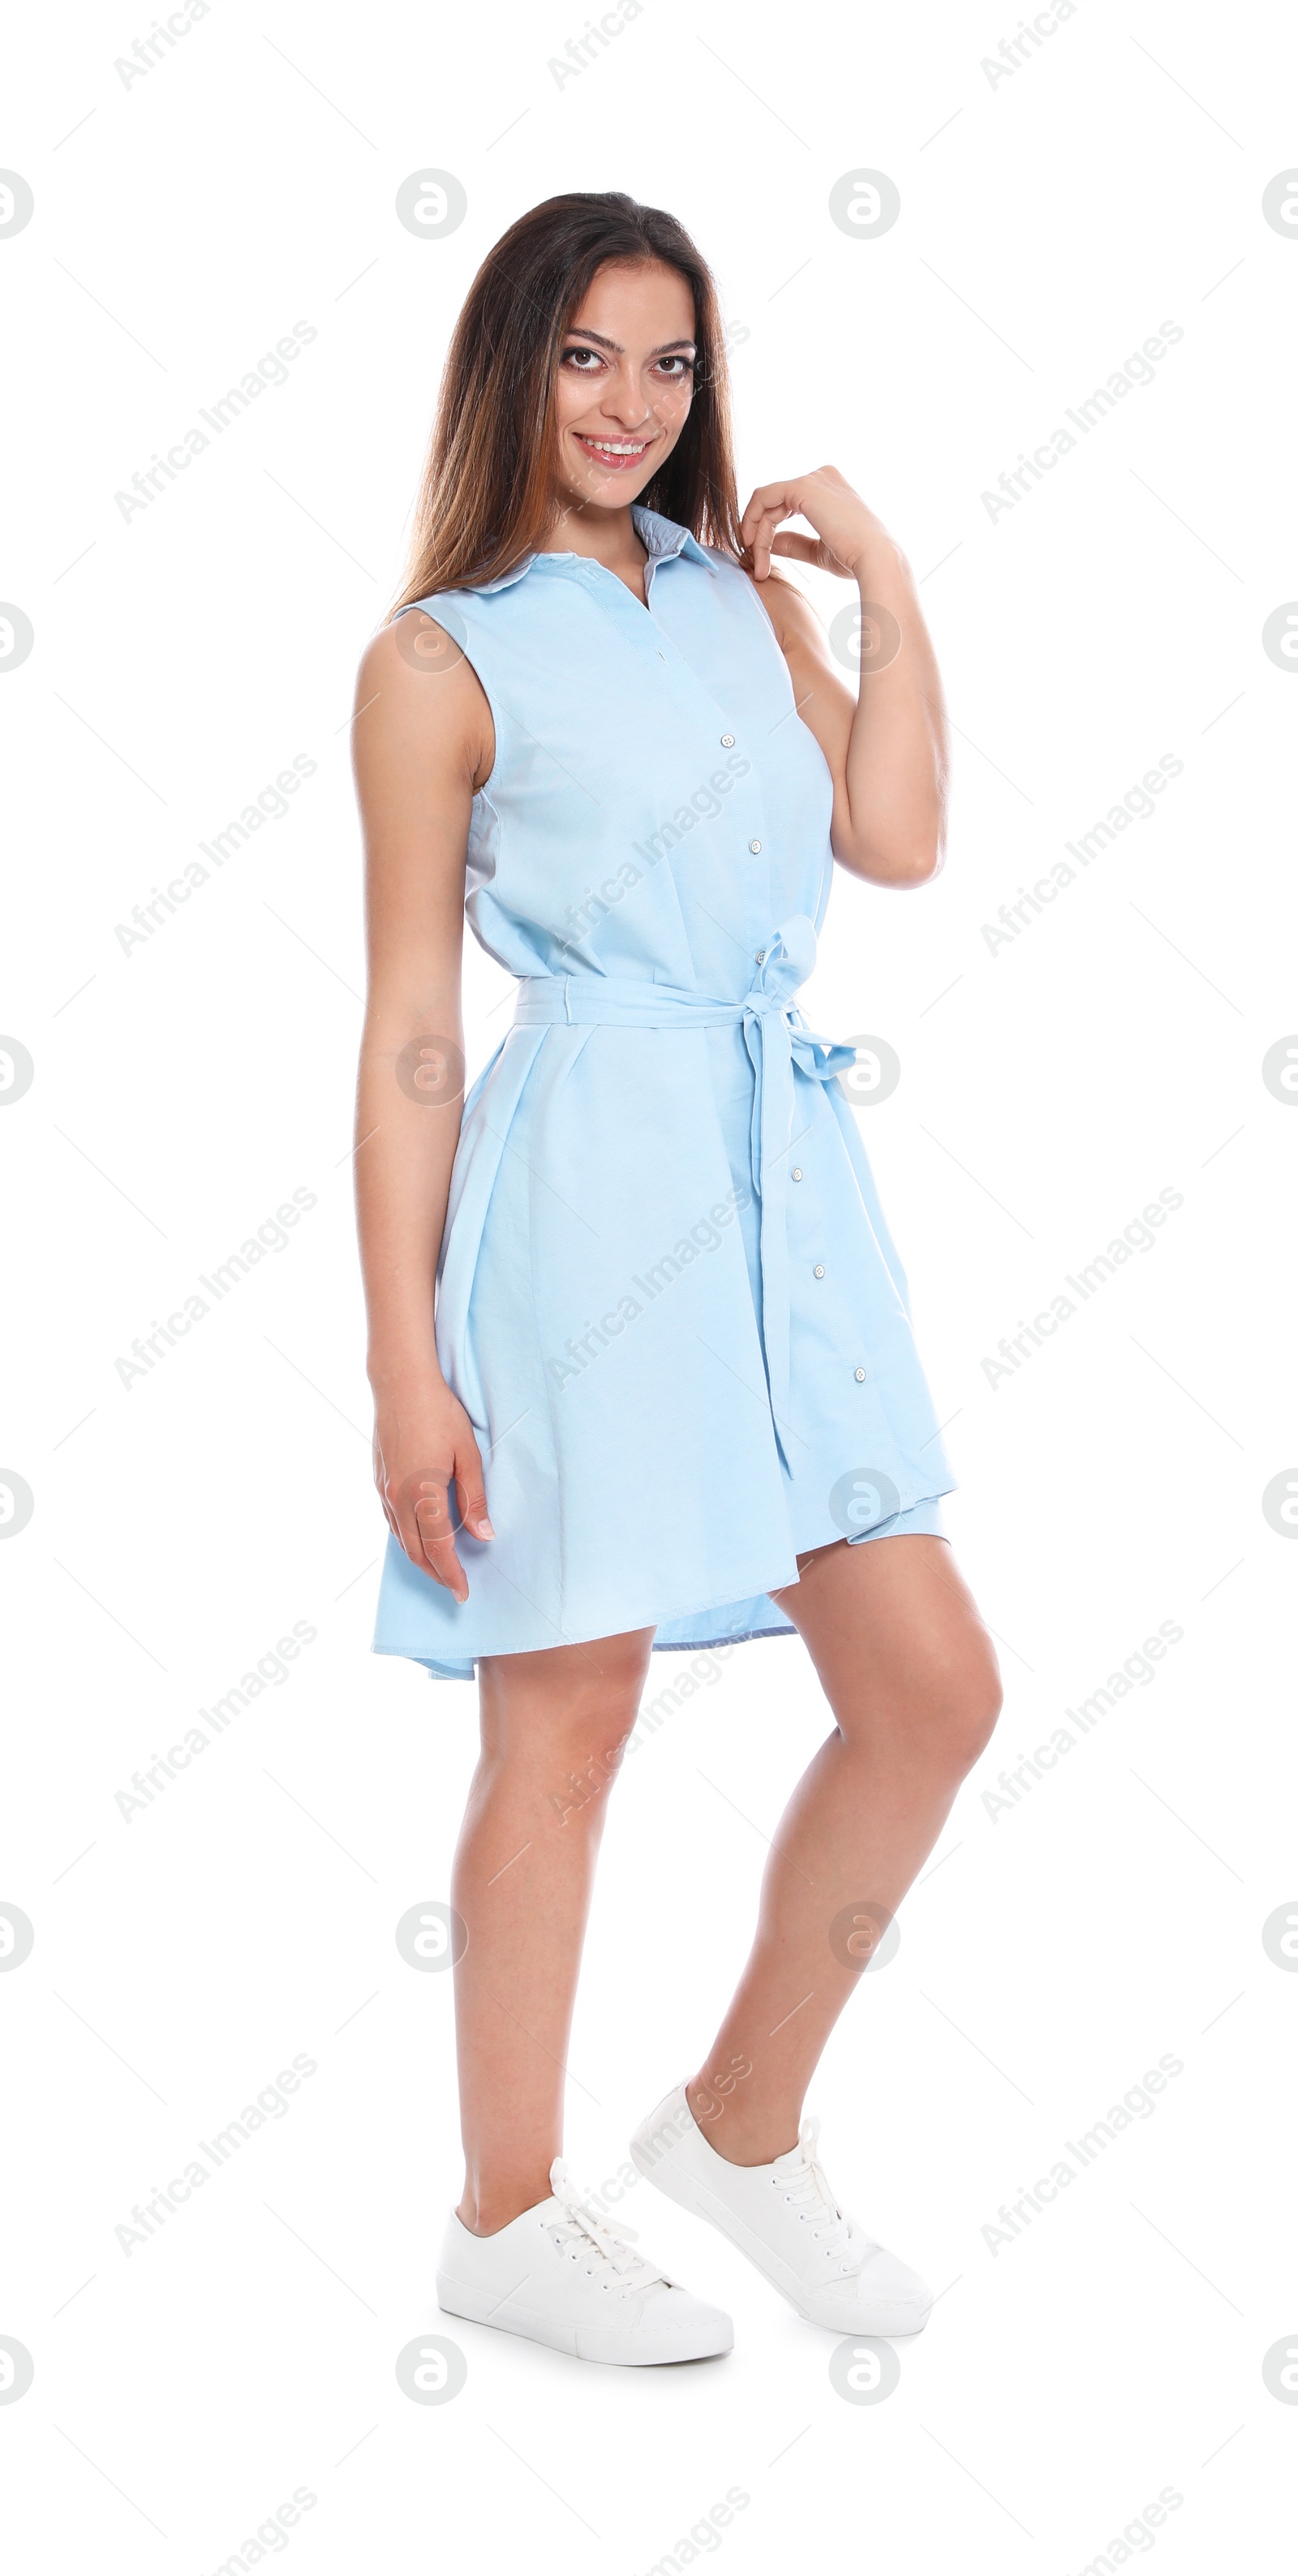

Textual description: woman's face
[552,258,697,517]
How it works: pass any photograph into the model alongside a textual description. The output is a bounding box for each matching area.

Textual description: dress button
[814,1264,826,1279]
[791,1167,802,1182]
[720,733,735,748]
[854,1367,866,1383]
[754,949,766,965]
[748,838,763,854]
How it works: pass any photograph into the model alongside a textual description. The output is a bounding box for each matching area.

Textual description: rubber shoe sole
[436,2269,733,2367]
[630,2101,931,2338]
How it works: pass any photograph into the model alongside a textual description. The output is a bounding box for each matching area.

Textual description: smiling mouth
[573,432,654,471]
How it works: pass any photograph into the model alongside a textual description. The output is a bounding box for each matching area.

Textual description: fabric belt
[511,915,855,1464]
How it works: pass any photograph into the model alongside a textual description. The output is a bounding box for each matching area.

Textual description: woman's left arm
[740,465,948,888]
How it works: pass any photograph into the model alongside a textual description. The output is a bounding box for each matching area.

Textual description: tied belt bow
[512,915,855,1464]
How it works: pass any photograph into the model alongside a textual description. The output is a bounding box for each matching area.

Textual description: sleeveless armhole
[393,597,501,799]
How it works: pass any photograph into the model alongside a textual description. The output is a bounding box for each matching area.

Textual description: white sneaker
[630,2084,932,2337]
[436,2157,733,2366]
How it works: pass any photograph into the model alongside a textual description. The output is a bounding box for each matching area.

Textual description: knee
[553,1696,641,1780]
[930,1649,1004,1778]
[906,1638,1009,1783]
[554,1635,647,1762]
[544,1704,639,1828]
[482,1634,649,1824]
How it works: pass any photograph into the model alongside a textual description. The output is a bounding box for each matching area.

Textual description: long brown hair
[391,191,744,610]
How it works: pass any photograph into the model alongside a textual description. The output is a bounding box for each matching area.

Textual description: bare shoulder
[353,611,494,794]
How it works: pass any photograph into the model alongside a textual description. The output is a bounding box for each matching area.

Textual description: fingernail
[477,1516,496,1538]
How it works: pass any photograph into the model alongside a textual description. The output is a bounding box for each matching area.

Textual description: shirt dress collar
[472,506,716,594]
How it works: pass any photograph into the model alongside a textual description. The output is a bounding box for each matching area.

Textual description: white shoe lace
[777,2118,879,2275]
[548,2161,665,2290]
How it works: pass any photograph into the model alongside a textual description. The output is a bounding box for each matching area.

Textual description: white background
[2,0,1297,2568]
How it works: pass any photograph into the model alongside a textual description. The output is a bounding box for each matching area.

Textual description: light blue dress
[372,506,954,1679]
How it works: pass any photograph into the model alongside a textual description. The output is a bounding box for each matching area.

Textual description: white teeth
[581,438,648,455]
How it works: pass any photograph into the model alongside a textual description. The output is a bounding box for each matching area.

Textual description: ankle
[686,2077,799,2169]
[457,2175,553,2236]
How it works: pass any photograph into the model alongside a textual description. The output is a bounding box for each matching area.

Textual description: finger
[739,490,797,555]
[744,504,786,580]
[375,1472,399,1544]
[391,1473,467,1600]
[414,1497,470,1603]
[453,1439,495,1541]
[741,500,795,550]
[771,532,853,578]
[741,482,802,529]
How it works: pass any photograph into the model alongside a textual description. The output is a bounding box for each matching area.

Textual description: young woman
[354,191,1001,2367]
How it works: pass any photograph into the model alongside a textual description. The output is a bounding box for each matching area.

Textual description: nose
[592,362,657,431]
[600,397,652,431]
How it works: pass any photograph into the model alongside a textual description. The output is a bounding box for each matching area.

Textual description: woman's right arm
[351,617,496,1604]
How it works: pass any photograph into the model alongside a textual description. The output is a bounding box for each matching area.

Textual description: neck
[539,496,648,570]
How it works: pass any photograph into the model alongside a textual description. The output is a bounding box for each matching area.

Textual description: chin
[561,475,654,514]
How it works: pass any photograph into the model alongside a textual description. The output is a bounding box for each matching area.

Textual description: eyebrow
[562,329,697,356]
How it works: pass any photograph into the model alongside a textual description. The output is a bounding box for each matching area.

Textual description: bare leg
[685,1535,1001,2165]
[452,1627,654,2234]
